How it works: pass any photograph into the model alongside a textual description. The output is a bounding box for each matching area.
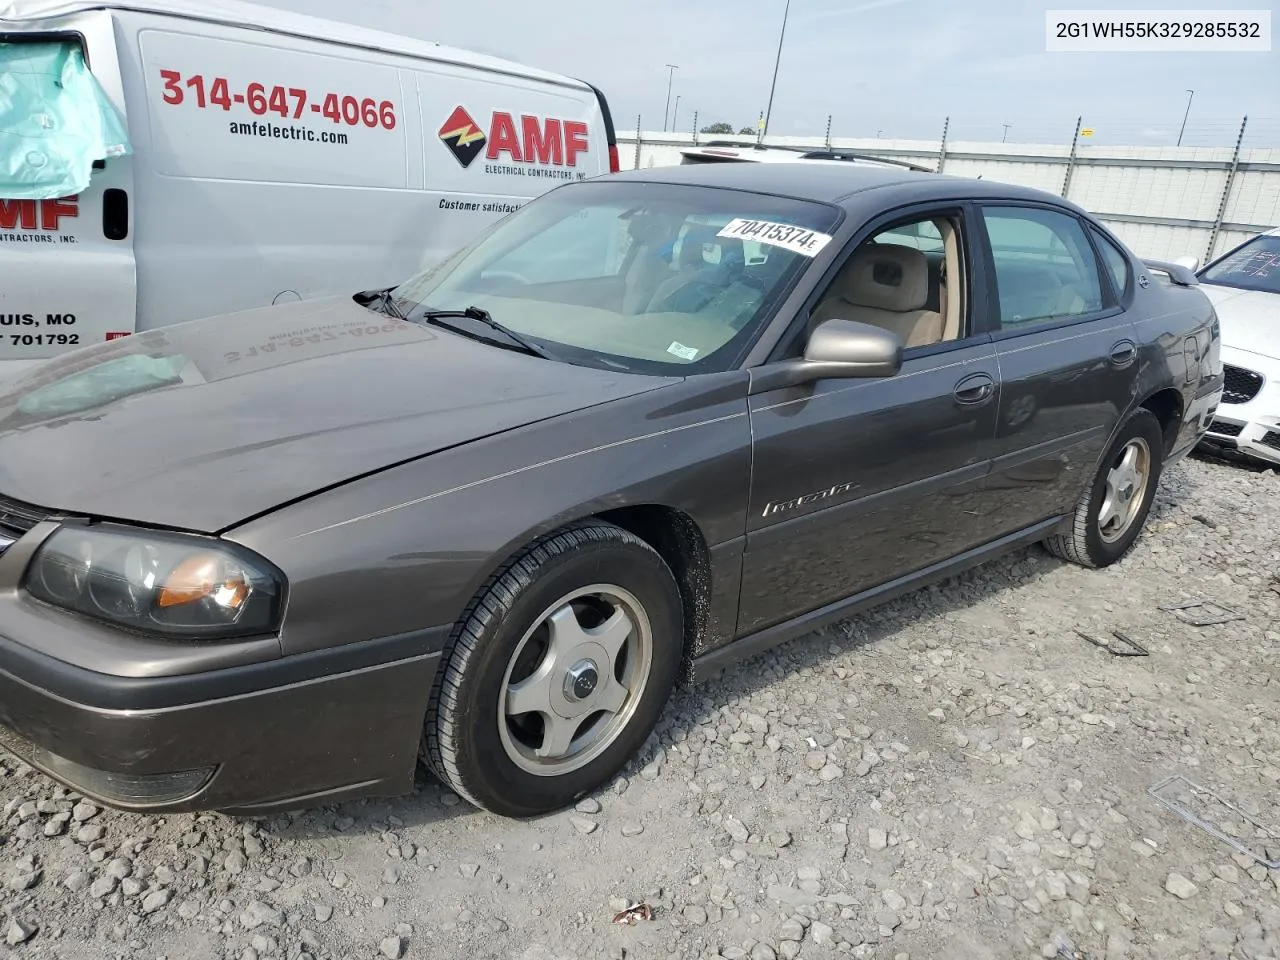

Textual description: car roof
[609,160,1082,211]
[0,0,588,89]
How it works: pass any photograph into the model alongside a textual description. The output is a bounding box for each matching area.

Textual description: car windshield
[388,180,842,375]
[1200,234,1280,295]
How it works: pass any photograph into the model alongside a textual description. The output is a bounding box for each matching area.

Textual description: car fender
[1114,286,1221,469]
[224,372,754,659]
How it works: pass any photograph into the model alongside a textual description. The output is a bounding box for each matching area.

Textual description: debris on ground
[611,902,654,925]
[1075,629,1149,657]
[1150,773,1280,868]
[1159,597,1246,626]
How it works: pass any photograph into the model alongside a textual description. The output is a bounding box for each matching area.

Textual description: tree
[738,126,756,135]
[700,122,734,134]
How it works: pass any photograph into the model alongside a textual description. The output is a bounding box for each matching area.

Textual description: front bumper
[1199,347,1280,467]
[0,627,444,814]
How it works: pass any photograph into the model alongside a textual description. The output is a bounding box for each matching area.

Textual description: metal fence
[617,116,1280,265]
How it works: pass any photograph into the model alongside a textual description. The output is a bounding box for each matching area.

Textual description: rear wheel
[422,521,683,817]
[1044,407,1165,568]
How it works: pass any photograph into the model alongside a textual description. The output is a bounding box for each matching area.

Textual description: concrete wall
[616,132,1280,264]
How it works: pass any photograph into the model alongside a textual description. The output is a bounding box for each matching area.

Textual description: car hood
[1198,284,1278,360]
[0,297,673,532]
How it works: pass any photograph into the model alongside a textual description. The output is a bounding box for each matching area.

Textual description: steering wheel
[649,278,722,315]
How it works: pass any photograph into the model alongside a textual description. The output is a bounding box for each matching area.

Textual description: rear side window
[980,206,1104,329]
[1089,226,1131,298]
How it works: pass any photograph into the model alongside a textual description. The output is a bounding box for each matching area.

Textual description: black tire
[1043,407,1165,568]
[422,521,683,818]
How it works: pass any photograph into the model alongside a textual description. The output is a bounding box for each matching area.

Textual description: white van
[0,0,620,373]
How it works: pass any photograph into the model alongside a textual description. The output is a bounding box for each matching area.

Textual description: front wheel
[422,522,683,817]
[1043,407,1165,568]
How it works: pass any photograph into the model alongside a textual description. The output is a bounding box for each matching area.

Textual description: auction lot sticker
[717,219,834,258]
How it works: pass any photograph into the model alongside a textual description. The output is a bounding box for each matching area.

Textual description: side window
[482,206,633,284]
[875,220,945,254]
[808,213,967,350]
[1089,225,1132,299]
[980,206,1104,329]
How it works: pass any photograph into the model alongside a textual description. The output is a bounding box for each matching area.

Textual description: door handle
[1109,339,1137,367]
[103,188,129,241]
[953,372,995,405]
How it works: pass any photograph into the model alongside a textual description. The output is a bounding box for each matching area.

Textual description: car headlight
[23,525,284,640]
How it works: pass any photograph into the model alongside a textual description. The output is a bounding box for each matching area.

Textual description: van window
[0,41,132,200]
[138,29,408,188]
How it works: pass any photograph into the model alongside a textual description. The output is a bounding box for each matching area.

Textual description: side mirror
[1172,255,1200,272]
[802,318,903,378]
[752,318,903,393]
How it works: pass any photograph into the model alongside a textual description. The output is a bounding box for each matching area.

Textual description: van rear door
[0,11,137,370]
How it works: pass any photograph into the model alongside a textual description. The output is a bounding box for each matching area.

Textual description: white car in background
[1193,227,1280,467]
[679,142,935,172]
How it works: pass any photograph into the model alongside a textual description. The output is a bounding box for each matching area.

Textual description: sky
[262,0,1279,147]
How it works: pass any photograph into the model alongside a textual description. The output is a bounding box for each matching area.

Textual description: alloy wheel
[1098,437,1152,543]
[497,584,653,777]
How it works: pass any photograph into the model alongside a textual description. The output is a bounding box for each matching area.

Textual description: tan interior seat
[996,263,1088,324]
[935,218,963,341]
[811,244,943,347]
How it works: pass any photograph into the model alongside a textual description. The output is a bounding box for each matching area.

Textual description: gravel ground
[1,454,1279,960]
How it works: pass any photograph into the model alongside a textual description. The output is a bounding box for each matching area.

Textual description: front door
[972,203,1140,536]
[738,207,1002,635]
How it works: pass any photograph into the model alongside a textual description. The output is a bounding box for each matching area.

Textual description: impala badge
[762,480,860,517]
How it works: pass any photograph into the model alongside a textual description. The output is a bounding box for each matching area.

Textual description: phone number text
[7,334,80,346]
[224,320,414,363]
[158,70,398,130]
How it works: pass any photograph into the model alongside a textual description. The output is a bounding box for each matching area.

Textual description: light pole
[1001,122,1011,142]
[1177,89,1194,146]
[662,64,678,132]
[673,95,681,132]
[761,0,792,138]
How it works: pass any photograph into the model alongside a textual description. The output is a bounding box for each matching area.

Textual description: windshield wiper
[413,305,556,361]
[357,287,408,320]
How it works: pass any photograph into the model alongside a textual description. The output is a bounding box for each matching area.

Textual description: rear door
[973,203,1139,534]
[0,12,137,368]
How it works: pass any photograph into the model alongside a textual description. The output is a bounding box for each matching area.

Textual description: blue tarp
[0,41,132,200]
